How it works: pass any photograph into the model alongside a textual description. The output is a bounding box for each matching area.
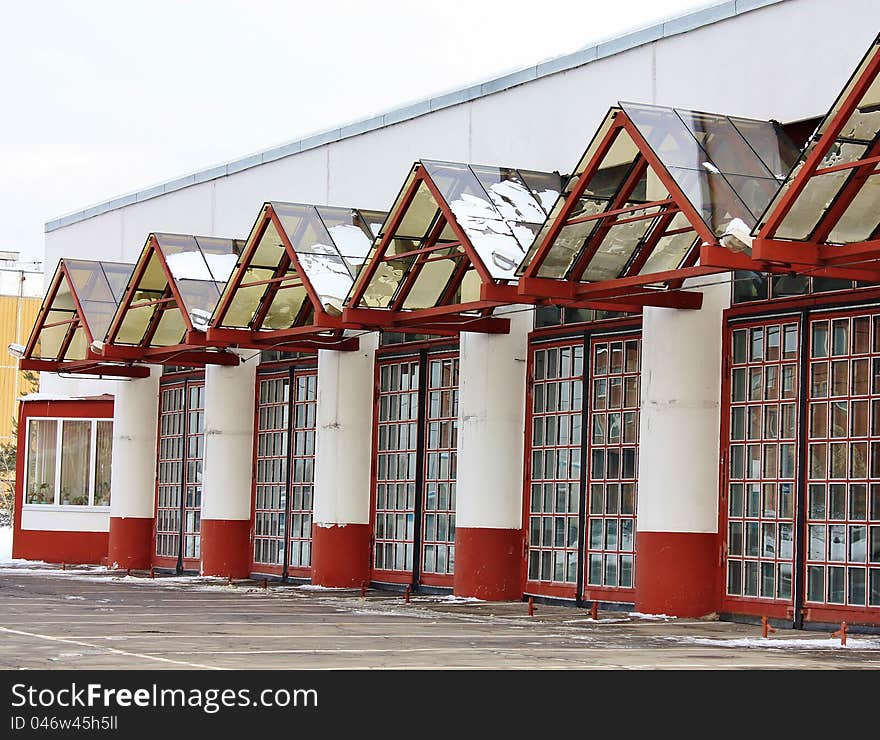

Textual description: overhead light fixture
[7,343,25,359]
[719,217,754,255]
[90,340,105,353]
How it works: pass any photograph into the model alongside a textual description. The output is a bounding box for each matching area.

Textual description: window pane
[60,421,91,506]
[26,419,57,504]
[94,421,113,506]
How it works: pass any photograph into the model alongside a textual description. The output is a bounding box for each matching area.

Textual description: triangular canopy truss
[207,202,385,352]
[516,103,800,309]
[98,233,244,367]
[343,159,563,334]
[20,259,149,378]
[753,34,880,280]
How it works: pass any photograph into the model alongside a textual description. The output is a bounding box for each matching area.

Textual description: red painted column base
[12,530,108,565]
[635,531,720,618]
[454,527,523,601]
[311,524,371,587]
[108,517,153,570]
[200,519,251,578]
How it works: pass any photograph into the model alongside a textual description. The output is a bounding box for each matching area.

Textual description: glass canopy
[213,202,385,332]
[109,233,244,347]
[757,34,880,248]
[348,160,562,311]
[25,259,134,362]
[518,104,798,285]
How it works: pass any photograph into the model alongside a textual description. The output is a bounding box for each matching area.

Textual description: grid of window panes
[289,371,317,570]
[156,386,186,559]
[422,357,458,576]
[253,375,290,567]
[24,418,112,507]
[527,343,584,584]
[182,383,205,561]
[805,314,880,608]
[726,322,798,601]
[586,338,639,590]
[373,360,419,573]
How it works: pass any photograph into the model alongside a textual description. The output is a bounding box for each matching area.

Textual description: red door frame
[522,317,642,603]
[249,360,318,579]
[369,343,460,589]
[718,315,802,621]
[721,288,880,626]
[152,371,205,573]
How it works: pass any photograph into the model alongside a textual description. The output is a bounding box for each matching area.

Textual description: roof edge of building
[44,0,788,234]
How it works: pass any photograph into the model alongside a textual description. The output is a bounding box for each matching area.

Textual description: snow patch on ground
[666,636,880,650]
[0,526,30,565]
[628,612,673,620]
[295,584,353,591]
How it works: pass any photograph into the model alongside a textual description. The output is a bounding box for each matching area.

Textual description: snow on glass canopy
[213,203,386,330]
[518,103,799,282]
[112,233,244,346]
[349,160,563,310]
[30,259,134,361]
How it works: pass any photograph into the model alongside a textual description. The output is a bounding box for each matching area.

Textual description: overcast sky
[0,0,715,260]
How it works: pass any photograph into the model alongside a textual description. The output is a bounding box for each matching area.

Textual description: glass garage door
[524,333,641,603]
[804,313,880,615]
[252,368,317,578]
[371,352,459,588]
[723,320,799,614]
[583,336,640,600]
[723,310,880,624]
[154,379,205,572]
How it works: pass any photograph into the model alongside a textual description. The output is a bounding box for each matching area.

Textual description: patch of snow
[668,636,880,650]
[628,612,674,620]
[0,526,13,563]
[165,251,213,282]
[295,584,352,591]
[296,254,355,313]
[64,595,85,600]
[484,180,546,223]
[327,223,372,263]
[204,253,238,282]
[536,189,560,213]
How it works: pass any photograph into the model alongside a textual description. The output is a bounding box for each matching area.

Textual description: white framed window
[24,417,113,508]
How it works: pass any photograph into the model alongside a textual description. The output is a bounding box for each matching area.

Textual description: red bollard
[404,585,411,604]
[261,578,268,590]
[761,616,777,639]
[150,567,156,579]
[227,574,233,586]
[360,581,367,598]
[832,621,848,646]
[590,602,599,620]
[126,568,131,577]
[528,596,535,616]
[61,562,66,571]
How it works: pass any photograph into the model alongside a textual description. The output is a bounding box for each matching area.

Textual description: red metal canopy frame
[342,162,645,335]
[752,34,880,282]
[20,260,150,379]
[99,233,241,368]
[515,107,804,310]
[207,203,366,353]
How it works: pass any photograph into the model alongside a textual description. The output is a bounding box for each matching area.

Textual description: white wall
[41,0,880,401]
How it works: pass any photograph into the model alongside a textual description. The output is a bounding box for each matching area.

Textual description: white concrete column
[454,307,531,599]
[200,351,258,576]
[635,274,730,616]
[311,332,379,586]
[107,364,161,569]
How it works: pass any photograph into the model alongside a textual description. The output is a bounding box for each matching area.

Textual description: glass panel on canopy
[213,203,385,331]
[28,259,135,362]
[113,235,243,346]
[350,160,561,309]
[518,103,796,286]
[759,36,880,247]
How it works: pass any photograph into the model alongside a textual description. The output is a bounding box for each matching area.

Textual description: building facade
[13,0,880,629]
